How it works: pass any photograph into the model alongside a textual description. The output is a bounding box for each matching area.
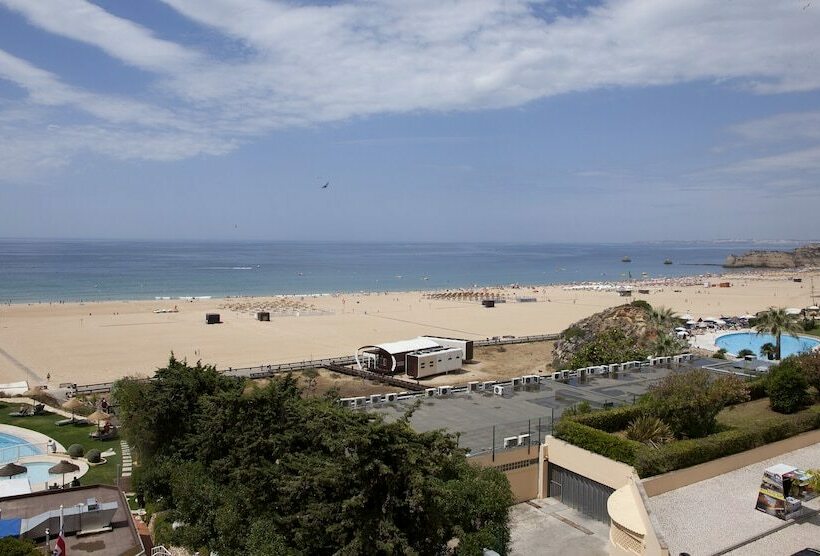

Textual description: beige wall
[642,429,820,497]
[543,436,634,490]
[470,445,543,503]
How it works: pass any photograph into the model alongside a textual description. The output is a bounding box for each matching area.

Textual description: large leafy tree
[114,358,512,555]
[795,351,820,396]
[642,369,749,438]
[767,357,811,414]
[569,328,648,368]
[755,307,802,360]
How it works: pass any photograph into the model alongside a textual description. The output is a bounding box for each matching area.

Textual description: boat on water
[664,259,673,265]
[621,256,631,262]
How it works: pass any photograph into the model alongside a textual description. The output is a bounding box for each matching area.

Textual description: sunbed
[55,416,89,426]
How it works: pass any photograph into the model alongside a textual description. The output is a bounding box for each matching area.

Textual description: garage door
[548,464,614,523]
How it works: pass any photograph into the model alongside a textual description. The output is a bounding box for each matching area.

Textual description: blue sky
[0,0,819,242]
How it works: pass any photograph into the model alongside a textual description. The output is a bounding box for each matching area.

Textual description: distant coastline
[0,239,811,304]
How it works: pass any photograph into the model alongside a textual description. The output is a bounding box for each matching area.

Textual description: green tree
[755,307,802,360]
[0,537,39,556]
[737,349,755,358]
[652,334,687,357]
[713,348,727,360]
[796,351,820,396]
[569,328,648,368]
[767,357,811,414]
[120,359,513,555]
[760,343,777,360]
[643,369,749,438]
[648,306,678,330]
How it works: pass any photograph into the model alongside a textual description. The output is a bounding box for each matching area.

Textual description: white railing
[0,441,50,464]
[151,547,172,556]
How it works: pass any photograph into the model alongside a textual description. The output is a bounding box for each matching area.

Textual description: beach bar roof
[373,338,441,355]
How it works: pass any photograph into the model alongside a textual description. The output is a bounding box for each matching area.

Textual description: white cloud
[0,0,200,71]
[0,0,819,180]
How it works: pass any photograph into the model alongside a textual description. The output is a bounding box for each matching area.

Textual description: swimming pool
[715,332,820,359]
[0,432,42,464]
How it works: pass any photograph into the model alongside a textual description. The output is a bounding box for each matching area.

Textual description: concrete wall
[642,428,820,497]
[608,479,669,556]
[470,445,543,503]
[543,436,634,490]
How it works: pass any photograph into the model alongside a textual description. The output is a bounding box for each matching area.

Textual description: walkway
[120,440,133,479]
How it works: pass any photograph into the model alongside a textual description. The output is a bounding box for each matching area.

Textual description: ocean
[0,239,802,303]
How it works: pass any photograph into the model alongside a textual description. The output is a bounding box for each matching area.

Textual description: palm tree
[760,342,777,360]
[648,306,679,330]
[755,307,802,360]
[626,416,673,448]
[653,333,686,356]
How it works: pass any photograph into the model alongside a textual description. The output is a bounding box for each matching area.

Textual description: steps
[120,440,133,478]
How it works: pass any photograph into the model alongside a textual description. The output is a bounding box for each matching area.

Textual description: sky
[0,0,819,243]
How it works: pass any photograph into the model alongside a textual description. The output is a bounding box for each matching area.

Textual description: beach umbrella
[22,387,42,408]
[808,306,819,311]
[786,308,801,315]
[49,460,80,487]
[0,462,27,478]
[87,410,110,424]
[61,397,84,420]
[740,314,757,320]
[686,320,698,325]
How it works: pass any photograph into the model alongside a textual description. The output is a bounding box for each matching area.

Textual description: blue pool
[716,332,820,359]
[0,432,41,464]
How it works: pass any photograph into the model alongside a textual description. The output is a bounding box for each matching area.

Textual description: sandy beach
[0,269,817,387]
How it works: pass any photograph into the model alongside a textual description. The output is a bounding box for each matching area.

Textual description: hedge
[634,407,820,477]
[553,419,644,466]
[747,377,768,401]
[572,404,646,433]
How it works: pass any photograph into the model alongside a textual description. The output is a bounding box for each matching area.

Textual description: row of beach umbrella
[0,459,80,486]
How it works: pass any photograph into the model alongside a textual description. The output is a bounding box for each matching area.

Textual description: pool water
[0,432,41,464]
[715,332,820,358]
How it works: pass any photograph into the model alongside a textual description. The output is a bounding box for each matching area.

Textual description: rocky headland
[723,243,820,268]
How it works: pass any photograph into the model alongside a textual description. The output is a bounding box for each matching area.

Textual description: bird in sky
[321,181,329,189]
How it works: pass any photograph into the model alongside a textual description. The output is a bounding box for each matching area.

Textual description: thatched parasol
[61,397,84,420]
[23,387,42,408]
[49,459,80,487]
[87,410,110,424]
[0,462,27,477]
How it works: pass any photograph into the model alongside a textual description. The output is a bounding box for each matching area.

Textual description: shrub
[568,328,649,369]
[737,349,755,358]
[796,351,820,395]
[553,419,643,466]
[626,416,673,447]
[630,300,652,312]
[634,408,820,476]
[573,404,645,432]
[713,348,727,360]
[767,358,811,414]
[86,449,102,463]
[68,444,85,458]
[562,401,593,418]
[747,377,768,400]
[643,369,749,438]
[562,325,584,340]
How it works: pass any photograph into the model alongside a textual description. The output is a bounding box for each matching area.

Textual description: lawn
[0,403,122,486]
[718,397,820,430]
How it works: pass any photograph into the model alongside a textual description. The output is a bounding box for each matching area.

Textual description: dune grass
[0,402,121,486]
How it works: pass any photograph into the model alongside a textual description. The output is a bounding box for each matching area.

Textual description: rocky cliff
[552,303,660,368]
[723,243,820,268]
